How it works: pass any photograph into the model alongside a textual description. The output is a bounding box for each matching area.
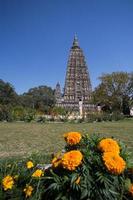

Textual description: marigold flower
[102,152,126,174]
[32,169,44,177]
[75,176,81,184]
[98,138,120,154]
[62,150,83,171]
[64,132,82,145]
[24,185,33,198]
[52,153,62,168]
[2,175,14,191]
[26,161,34,169]
[129,184,133,196]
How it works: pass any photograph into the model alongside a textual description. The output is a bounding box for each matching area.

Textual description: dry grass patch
[0,119,133,158]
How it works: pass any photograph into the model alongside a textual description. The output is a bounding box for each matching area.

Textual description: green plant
[0,105,13,122]
[0,133,133,199]
[86,112,125,123]
[42,134,131,200]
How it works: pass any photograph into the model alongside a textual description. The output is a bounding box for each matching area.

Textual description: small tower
[55,82,62,104]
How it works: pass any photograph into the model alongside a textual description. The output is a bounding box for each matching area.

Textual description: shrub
[24,109,35,122]
[42,134,130,200]
[11,107,35,122]
[86,112,124,123]
[36,116,46,123]
[0,105,13,122]
[0,133,133,199]
[11,106,26,121]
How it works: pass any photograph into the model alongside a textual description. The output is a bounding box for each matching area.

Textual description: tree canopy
[93,72,133,114]
[21,85,55,113]
[0,79,18,106]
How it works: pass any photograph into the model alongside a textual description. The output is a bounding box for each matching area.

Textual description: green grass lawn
[0,119,133,159]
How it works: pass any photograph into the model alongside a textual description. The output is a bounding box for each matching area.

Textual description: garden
[0,120,133,199]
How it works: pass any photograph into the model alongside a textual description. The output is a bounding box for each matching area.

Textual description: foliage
[0,105,13,122]
[11,106,35,122]
[51,106,68,116]
[0,132,133,199]
[24,110,35,122]
[0,79,19,106]
[85,111,124,123]
[93,72,133,114]
[0,80,56,121]
[20,85,55,113]
[42,134,130,200]
[35,115,46,123]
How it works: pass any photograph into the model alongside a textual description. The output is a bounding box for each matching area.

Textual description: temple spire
[64,36,92,106]
[55,82,62,104]
[72,34,79,47]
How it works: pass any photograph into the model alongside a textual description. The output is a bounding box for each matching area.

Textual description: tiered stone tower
[55,82,62,104]
[55,35,93,112]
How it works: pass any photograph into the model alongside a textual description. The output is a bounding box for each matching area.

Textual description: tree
[0,79,19,106]
[93,72,133,114]
[21,85,55,113]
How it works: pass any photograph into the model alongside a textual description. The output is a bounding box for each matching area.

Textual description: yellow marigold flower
[2,175,14,191]
[32,169,44,177]
[52,153,62,168]
[98,138,120,154]
[26,161,34,169]
[24,185,33,198]
[75,176,81,184]
[129,184,133,196]
[102,152,126,174]
[64,132,82,145]
[62,150,83,171]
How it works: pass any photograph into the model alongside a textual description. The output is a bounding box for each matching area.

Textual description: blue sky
[0,0,133,94]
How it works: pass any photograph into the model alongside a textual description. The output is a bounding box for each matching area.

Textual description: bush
[42,134,131,200]
[86,112,124,123]
[0,132,133,199]
[11,107,35,122]
[0,105,13,122]
[24,109,35,122]
[111,112,124,121]
[36,116,46,123]
[11,106,26,121]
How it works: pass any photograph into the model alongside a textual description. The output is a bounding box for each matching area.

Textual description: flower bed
[0,132,133,199]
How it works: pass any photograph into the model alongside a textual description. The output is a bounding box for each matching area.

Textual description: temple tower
[63,35,92,110]
[55,82,62,104]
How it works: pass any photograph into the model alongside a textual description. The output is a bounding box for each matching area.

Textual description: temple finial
[73,34,79,47]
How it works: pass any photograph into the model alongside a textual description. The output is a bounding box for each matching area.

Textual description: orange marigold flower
[62,150,83,171]
[32,169,44,177]
[98,138,120,154]
[64,132,82,145]
[52,153,62,168]
[75,176,81,184]
[26,161,34,169]
[24,185,33,198]
[102,152,126,174]
[2,175,14,191]
[129,184,133,196]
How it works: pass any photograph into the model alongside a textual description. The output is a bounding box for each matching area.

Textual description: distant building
[55,35,95,112]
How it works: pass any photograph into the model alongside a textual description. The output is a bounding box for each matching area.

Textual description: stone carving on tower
[55,35,93,112]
